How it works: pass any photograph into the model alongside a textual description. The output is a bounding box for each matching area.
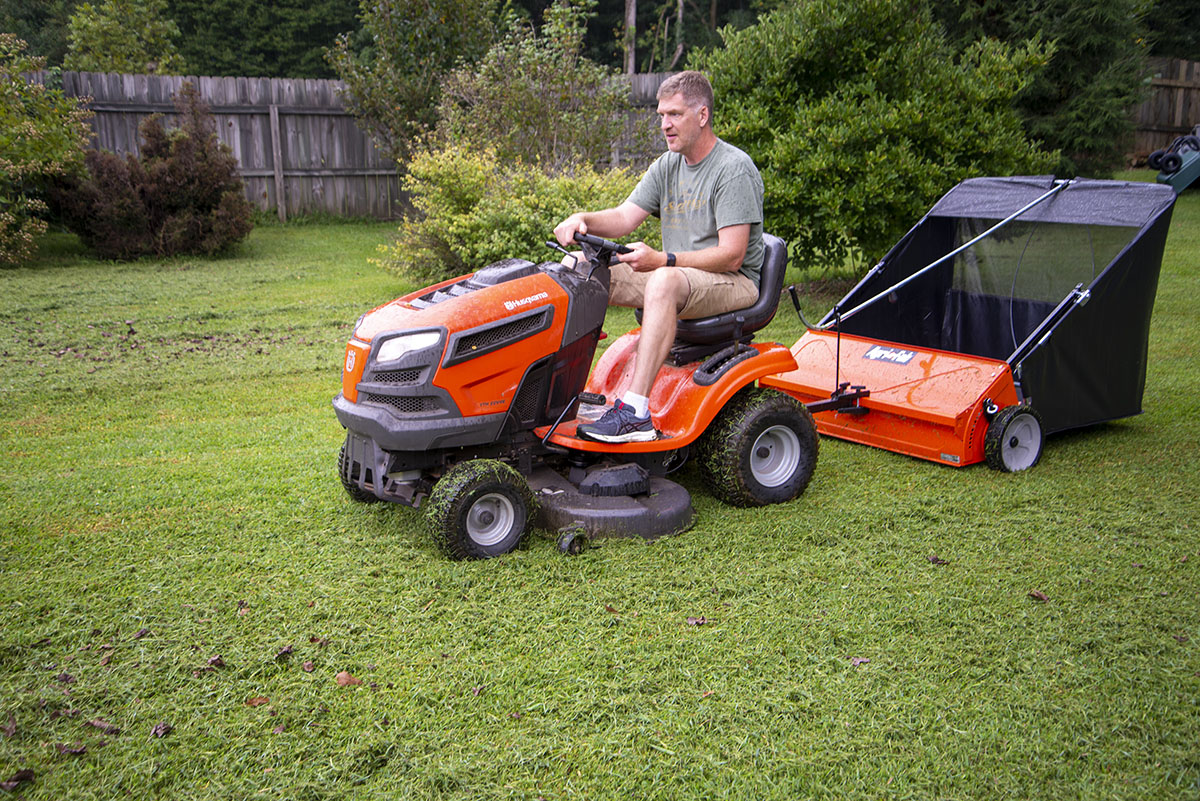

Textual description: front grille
[372,367,423,384]
[364,393,441,414]
[450,309,550,363]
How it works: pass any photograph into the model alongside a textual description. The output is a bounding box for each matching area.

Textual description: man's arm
[619,223,750,274]
[554,201,650,248]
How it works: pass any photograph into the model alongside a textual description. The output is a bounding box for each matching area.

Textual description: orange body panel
[342,272,571,418]
[536,331,798,454]
[761,330,1019,466]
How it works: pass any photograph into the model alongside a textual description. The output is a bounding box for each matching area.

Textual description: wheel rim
[1002,413,1042,471]
[466,492,516,546]
[750,424,801,487]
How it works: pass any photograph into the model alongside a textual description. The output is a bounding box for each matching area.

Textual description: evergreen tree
[169,0,360,78]
[64,0,185,74]
[1143,0,1200,60]
[930,0,1152,175]
[0,0,76,65]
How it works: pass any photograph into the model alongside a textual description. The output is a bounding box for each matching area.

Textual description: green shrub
[691,0,1057,274]
[379,146,658,285]
[436,0,647,172]
[0,34,92,266]
[51,83,253,260]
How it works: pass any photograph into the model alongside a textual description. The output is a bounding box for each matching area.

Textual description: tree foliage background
[327,0,497,164]
[693,0,1057,271]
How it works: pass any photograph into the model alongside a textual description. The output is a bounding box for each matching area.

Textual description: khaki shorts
[608,262,759,320]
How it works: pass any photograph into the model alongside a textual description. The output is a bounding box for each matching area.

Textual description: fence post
[269,104,286,222]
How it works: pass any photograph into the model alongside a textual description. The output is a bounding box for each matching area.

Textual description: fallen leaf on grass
[87,719,120,735]
[471,685,484,696]
[55,672,75,684]
[133,628,151,640]
[686,616,708,626]
[56,742,87,755]
[150,722,172,738]
[302,661,314,673]
[1174,634,1189,644]
[308,636,330,647]
[701,690,715,699]
[207,655,225,668]
[245,696,270,707]
[1028,590,1050,603]
[99,652,113,667]
[849,657,870,667]
[928,555,949,566]
[0,769,34,791]
[335,671,362,687]
[272,724,286,734]
[604,605,619,615]
[275,645,293,661]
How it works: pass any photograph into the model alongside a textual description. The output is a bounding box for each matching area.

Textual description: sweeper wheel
[697,387,819,507]
[984,405,1045,473]
[425,459,536,560]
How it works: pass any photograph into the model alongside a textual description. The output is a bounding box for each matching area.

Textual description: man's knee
[645,266,690,305]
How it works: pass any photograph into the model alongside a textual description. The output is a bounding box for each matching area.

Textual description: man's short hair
[657,71,715,117]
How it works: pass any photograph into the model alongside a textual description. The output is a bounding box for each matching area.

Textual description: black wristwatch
[666,252,676,267]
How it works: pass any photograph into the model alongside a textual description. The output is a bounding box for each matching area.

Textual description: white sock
[620,392,650,418]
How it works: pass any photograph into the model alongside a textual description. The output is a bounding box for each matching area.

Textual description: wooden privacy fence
[48,71,679,221]
[55,71,401,221]
[1133,57,1200,159]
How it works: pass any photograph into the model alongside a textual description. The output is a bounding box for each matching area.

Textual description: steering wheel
[573,231,631,261]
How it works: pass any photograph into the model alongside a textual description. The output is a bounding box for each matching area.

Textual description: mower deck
[527,466,695,541]
[762,330,1019,467]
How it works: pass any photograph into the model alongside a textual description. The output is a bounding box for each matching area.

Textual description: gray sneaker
[577,400,657,443]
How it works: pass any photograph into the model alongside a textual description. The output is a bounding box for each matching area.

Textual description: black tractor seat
[637,232,788,365]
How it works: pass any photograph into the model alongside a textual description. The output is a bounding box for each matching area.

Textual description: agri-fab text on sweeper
[333,176,1177,559]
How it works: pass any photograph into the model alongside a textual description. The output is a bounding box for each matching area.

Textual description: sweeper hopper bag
[763,176,1177,471]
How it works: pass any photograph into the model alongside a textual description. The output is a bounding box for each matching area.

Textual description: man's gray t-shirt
[627,139,765,288]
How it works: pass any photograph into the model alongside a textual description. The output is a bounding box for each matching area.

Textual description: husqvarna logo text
[504,292,549,311]
[864,345,916,364]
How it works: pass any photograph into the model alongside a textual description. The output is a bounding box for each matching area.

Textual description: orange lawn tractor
[333,232,824,559]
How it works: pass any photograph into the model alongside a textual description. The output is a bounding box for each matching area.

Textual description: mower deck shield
[762,330,1019,466]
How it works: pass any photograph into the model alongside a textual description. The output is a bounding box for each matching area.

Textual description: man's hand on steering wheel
[617,242,667,272]
[553,215,587,249]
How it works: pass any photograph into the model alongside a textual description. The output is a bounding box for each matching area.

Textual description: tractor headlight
[375,331,441,364]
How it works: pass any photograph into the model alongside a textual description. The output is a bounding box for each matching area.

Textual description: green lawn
[1,180,1197,800]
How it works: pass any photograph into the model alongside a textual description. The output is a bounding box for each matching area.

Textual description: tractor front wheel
[984,405,1044,472]
[697,387,819,507]
[425,459,535,560]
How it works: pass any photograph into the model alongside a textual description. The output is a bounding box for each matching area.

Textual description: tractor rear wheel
[425,459,535,560]
[697,387,819,507]
[984,405,1044,472]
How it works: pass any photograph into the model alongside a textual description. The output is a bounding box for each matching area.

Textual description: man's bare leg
[628,267,690,399]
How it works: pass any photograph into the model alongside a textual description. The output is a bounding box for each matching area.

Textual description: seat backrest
[673,232,788,345]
